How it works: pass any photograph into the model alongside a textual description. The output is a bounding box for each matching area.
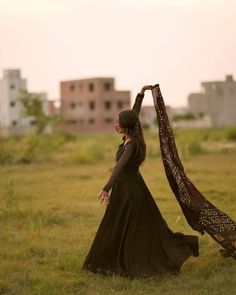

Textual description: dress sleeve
[132,93,144,115]
[102,141,136,192]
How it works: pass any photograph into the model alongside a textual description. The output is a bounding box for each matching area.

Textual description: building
[48,100,60,116]
[140,106,156,128]
[0,69,49,136]
[59,77,130,133]
[140,105,175,128]
[188,75,236,127]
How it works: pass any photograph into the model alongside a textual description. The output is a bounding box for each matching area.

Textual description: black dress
[83,94,199,278]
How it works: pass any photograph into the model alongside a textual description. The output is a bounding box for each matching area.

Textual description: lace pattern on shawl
[152,84,236,259]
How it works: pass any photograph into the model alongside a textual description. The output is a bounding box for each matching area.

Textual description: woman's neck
[124,134,132,142]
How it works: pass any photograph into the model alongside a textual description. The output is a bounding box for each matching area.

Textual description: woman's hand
[97,190,110,205]
[140,85,153,95]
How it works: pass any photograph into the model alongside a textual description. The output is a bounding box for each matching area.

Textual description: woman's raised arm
[132,85,152,115]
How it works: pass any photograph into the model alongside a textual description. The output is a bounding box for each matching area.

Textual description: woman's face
[115,119,125,134]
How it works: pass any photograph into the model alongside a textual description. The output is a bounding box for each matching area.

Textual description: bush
[188,141,205,155]
[0,141,15,164]
[0,134,71,165]
[74,140,105,164]
[181,140,206,157]
[16,135,40,163]
[226,126,236,141]
[172,112,196,122]
[142,122,150,130]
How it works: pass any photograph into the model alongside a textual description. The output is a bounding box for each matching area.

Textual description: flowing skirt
[83,172,199,278]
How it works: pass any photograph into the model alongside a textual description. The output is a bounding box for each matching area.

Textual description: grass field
[0,130,236,295]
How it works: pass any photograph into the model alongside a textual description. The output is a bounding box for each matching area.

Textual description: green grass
[0,130,236,294]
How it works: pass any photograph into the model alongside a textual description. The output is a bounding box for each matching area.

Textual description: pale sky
[0,0,236,106]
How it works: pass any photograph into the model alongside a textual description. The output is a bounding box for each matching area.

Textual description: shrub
[14,134,69,164]
[188,141,205,155]
[0,141,15,164]
[226,126,236,141]
[172,112,196,122]
[142,122,150,130]
[74,140,105,164]
[16,135,40,163]
[181,140,206,157]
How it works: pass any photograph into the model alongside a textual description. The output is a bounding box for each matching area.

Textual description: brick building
[59,77,130,133]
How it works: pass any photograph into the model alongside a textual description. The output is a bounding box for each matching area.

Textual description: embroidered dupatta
[151,84,236,259]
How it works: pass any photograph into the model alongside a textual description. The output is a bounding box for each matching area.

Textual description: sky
[0,0,236,106]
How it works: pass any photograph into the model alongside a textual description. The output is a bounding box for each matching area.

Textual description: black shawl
[151,84,236,259]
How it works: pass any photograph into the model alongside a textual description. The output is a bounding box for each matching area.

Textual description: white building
[140,105,176,128]
[0,69,49,136]
[188,75,236,127]
[140,106,157,128]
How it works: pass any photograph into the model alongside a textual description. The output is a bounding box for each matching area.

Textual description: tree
[172,112,196,122]
[19,89,51,134]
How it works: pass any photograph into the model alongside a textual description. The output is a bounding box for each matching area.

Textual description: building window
[89,101,95,110]
[104,83,111,91]
[71,102,76,109]
[105,118,113,123]
[10,84,15,90]
[89,118,95,124]
[66,119,77,124]
[89,83,94,92]
[117,101,123,110]
[12,120,17,126]
[70,84,75,91]
[30,120,37,125]
[104,101,111,110]
[10,101,16,107]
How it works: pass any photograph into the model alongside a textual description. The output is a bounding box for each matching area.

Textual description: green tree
[172,112,196,122]
[19,89,51,134]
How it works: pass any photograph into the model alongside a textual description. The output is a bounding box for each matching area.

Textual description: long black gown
[82,93,199,278]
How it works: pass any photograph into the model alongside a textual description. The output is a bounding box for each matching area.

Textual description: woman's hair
[118,110,146,165]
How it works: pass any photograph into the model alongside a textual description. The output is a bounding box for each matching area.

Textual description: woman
[82,85,199,278]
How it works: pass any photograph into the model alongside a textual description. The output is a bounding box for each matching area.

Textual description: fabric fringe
[151,84,236,260]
